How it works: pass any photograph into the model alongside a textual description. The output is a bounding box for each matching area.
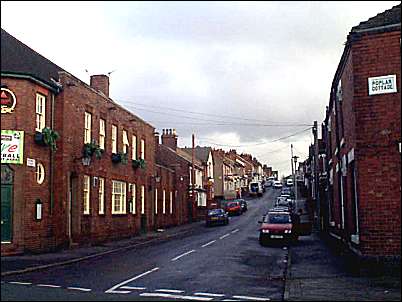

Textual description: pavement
[1,220,205,277]
[284,229,401,301]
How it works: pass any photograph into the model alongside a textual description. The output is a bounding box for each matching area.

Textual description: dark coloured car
[225,201,242,216]
[258,210,297,245]
[206,208,229,227]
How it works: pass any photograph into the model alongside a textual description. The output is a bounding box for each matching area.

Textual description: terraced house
[0,28,176,255]
[310,5,401,264]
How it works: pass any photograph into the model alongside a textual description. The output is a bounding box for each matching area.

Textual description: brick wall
[53,72,156,246]
[327,28,401,258]
[1,77,56,254]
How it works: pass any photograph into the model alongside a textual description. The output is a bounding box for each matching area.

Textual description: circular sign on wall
[1,88,17,114]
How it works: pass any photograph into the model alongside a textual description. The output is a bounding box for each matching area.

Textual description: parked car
[258,210,297,245]
[286,179,294,187]
[235,199,248,213]
[225,201,242,216]
[273,180,283,189]
[206,208,229,227]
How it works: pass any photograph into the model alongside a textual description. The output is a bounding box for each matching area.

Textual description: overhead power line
[120,102,312,127]
[198,127,312,148]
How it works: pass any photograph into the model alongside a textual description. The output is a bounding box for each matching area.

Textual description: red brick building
[321,5,401,262]
[1,28,161,254]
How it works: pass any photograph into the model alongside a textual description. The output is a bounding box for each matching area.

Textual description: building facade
[319,5,401,262]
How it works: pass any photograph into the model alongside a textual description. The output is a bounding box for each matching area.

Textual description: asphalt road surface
[2,187,289,301]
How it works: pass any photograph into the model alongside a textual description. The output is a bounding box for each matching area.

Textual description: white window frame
[84,112,92,144]
[140,139,145,160]
[170,191,173,214]
[35,93,46,131]
[141,185,145,214]
[131,183,136,214]
[163,190,166,214]
[112,180,126,214]
[123,130,129,154]
[132,135,137,160]
[36,162,45,184]
[83,175,90,215]
[155,188,158,214]
[99,119,106,150]
[98,177,105,214]
[112,125,117,153]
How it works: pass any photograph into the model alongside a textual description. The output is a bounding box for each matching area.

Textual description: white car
[286,179,294,186]
[273,181,283,189]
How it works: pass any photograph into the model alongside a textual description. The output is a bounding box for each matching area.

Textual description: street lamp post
[293,155,299,201]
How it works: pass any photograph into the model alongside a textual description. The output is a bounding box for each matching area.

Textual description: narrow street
[1,188,289,301]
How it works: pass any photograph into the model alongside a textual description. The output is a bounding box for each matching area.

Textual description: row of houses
[0,28,273,255]
[301,4,401,264]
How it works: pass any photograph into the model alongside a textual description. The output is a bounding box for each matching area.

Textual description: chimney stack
[161,128,178,150]
[90,74,109,97]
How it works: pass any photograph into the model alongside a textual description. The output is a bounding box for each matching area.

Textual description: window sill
[111,213,127,216]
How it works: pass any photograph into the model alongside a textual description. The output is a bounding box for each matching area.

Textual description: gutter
[1,72,61,94]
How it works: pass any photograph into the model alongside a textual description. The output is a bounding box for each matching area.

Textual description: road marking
[232,295,270,301]
[231,229,239,234]
[67,287,92,292]
[37,284,61,288]
[219,233,230,240]
[120,286,146,290]
[8,282,32,285]
[155,289,185,293]
[194,292,225,297]
[140,292,213,301]
[171,250,195,261]
[105,267,159,293]
[201,240,216,248]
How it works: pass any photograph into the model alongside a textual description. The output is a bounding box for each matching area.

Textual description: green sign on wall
[1,130,24,165]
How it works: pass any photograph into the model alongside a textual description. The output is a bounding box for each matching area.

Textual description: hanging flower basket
[132,159,146,169]
[111,153,122,163]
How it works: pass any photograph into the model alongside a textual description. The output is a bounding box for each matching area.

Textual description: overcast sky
[1,1,399,177]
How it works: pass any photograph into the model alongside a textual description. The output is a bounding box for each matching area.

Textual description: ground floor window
[83,175,90,214]
[112,180,126,214]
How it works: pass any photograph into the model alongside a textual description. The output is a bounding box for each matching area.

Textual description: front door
[1,165,13,243]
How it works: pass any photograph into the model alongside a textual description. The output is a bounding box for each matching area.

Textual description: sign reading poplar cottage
[368,75,397,95]
[1,130,24,165]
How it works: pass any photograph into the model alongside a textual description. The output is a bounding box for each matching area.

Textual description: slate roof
[1,28,64,89]
[180,146,212,163]
[351,4,401,32]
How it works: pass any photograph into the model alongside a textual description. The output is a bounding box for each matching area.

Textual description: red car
[225,201,242,216]
[258,210,297,245]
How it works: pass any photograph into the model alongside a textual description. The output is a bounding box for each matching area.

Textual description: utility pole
[291,144,294,184]
[312,120,319,229]
[191,133,196,222]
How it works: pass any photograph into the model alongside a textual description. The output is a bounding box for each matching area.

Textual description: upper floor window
[123,130,129,154]
[140,139,145,160]
[84,112,92,144]
[99,119,106,150]
[132,135,137,160]
[112,125,117,153]
[35,94,46,131]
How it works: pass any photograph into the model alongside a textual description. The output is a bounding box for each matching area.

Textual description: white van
[249,181,263,197]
